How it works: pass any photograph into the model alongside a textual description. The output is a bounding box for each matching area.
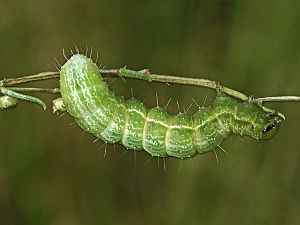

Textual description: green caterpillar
[59,54,283,159]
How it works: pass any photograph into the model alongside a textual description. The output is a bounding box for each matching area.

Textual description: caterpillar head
[260,112,283,140]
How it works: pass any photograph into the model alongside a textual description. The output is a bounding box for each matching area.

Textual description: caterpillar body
[59,54,282,159]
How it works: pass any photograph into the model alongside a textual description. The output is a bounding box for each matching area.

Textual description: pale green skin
[60,54,281,159]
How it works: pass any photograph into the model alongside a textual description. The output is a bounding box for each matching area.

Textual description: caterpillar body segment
[59,54,282,159]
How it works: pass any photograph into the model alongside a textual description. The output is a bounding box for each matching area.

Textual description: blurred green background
[0,0,299,225]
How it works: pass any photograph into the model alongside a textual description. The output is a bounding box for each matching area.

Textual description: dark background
[0,0,299,225]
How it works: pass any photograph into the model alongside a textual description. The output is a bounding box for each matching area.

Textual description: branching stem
[1,69,299,103]
[256,96,300,102]
[6,87,60,94]
[2,72,60,86]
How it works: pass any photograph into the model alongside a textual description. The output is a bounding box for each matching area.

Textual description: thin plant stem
[7,87,60,94]
[256,96,300,102]
[2,72,60,86]
[1,69,300,103]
